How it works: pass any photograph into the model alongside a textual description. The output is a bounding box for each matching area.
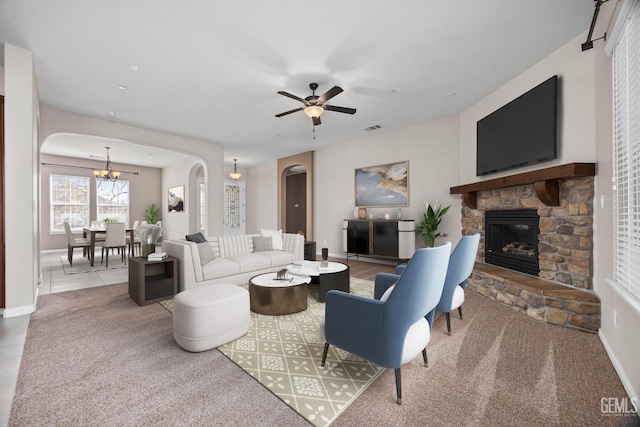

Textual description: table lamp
[135,224,162,257]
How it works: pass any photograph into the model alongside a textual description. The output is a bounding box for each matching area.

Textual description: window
[50,174,90,233]
[612,0,640,301]
[96,180,130,225]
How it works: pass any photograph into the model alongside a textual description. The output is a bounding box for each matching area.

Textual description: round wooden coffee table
[249,272,311,315]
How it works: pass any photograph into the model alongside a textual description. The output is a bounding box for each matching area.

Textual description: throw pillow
[197,242,215,265]
[260,228,283,250]
[253,236,273,252]
[186,232,207,243]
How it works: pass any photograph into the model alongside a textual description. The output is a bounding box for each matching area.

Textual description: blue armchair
[396,234,480,335]
[319,242,451,404]
[436,234,480,334]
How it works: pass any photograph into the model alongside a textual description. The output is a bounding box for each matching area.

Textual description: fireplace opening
[485,209,539,276]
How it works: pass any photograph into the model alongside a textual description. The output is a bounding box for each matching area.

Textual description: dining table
[82,226,136,266]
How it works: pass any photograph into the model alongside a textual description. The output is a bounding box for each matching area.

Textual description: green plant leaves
[416,203,451,247]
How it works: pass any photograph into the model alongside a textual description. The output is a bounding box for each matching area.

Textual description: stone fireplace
[450,163,600,332]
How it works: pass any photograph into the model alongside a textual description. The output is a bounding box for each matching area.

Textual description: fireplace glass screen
[485,209,539,276]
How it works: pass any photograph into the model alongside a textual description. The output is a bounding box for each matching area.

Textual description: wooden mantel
[450,162,596,209]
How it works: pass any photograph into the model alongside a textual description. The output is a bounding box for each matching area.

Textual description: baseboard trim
[599,328,639,403]
[3,303,35,318]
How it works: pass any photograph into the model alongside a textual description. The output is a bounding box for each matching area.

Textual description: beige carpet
[162,278,383,426]
[11,280,637,426]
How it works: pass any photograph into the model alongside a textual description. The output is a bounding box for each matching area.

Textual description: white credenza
[342,219,415,261]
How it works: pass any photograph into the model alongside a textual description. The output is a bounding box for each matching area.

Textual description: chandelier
[229,158,242,180]
[93,146,122,182]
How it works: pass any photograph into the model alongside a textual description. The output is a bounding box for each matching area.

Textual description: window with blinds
[613,0,640,300]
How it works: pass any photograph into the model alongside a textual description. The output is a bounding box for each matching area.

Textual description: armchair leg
[321,343,329,366]
[446,312,452,336]
[422,348,428,367]
[458,306,463,319]
[395,368,402,405]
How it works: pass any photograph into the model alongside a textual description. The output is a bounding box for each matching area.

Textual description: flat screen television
[476,75,558,176]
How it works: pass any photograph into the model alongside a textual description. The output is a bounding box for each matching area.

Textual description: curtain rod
[40,162,139,175]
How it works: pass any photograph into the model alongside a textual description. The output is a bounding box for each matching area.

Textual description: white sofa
[163,233,305,291]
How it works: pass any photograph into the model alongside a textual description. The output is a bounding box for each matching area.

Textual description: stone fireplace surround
[450,163,600,332]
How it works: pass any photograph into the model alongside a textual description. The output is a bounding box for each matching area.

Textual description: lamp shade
[304,105,324,118]
[135,224,162,245]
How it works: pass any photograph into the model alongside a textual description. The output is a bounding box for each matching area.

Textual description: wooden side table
[128,256,178,305]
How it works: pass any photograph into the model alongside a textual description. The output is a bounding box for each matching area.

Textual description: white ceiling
[0,0,595,168]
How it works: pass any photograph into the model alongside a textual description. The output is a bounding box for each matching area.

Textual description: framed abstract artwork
[355,161,409,207]
[168,185,185,212]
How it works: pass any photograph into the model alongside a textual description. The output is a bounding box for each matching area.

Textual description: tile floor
[0,249,131,426]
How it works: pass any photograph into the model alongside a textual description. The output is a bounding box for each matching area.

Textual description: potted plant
[145,203,160,225]
[416,201,451,247]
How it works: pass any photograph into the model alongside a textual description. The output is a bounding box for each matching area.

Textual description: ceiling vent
[364,124,382,132]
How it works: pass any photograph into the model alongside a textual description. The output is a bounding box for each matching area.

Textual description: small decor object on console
[358,207,368,219]
[384,213,391,220]
[397,208,403,220]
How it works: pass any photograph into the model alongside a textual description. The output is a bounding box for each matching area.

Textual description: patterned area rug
[160,278,383,426]
[60,254,127,274]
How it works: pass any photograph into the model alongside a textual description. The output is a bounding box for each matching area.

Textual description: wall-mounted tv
[476,75,558,176]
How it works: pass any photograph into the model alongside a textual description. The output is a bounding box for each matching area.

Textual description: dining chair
[127,220,147,256]
[101,222,127,267]
[320,242,451,404]
[63,222,91,266]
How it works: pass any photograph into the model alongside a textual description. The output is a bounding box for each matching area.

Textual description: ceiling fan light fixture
[229,159,242,180]
[304,105,324,118]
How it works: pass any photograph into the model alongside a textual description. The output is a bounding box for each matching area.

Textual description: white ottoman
[173,284,249,352]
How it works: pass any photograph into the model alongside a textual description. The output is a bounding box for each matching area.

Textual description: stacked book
[148,251,168,261]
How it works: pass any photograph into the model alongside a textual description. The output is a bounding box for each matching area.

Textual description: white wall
[3,44,40,315]
[318,115,461,258]
[162,157,202,241]
[459,32,597,184]
[246,160,278,233]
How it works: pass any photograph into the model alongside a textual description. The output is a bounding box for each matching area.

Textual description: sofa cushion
[202,257,241,280]
[252,236,273,252]
[197,242,216,265]
[257,250,296,267]
[226,253,271,273]
[186,232,207,243]
[261,229,283,250]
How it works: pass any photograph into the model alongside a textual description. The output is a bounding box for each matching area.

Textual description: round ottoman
[173,284,249,352]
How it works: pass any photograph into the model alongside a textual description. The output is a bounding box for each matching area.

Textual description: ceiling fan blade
[277,91,306,104]
[324,105,357,115]
[317,86,343,103]
[275,107,304,117]
[313,116,322,126]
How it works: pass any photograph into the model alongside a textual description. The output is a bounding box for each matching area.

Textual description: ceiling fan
[275,83,356,126]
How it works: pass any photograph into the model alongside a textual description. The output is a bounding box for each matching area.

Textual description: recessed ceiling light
[129,65,139,72]
[118,85,127,90]
[107,110,116,117]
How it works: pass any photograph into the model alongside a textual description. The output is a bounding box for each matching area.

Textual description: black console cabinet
[343,219,415,261]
